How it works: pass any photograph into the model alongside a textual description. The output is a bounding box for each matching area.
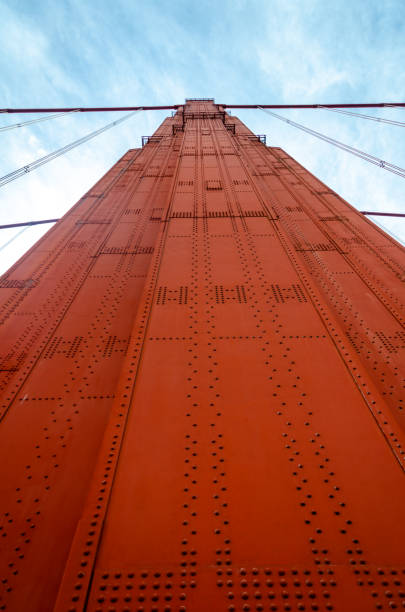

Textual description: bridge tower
[1,99,405,611]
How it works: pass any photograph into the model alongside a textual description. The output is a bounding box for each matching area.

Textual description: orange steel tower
[1,99,405,612]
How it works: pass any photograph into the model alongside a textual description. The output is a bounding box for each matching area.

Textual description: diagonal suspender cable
[258,107,405,179]
[0,226,30,252]
[0,109,80,133]
[318,106,405,127]
[0,109,141,188]
[365,216,405,247]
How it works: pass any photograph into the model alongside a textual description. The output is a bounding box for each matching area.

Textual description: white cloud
[0,0,404,273]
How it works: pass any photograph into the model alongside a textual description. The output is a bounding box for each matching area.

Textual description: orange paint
[0,100,404,611]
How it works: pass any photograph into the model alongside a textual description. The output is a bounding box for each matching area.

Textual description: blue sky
[1,0,405,273]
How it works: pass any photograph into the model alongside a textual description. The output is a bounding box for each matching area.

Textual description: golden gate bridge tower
[0,98,405,611]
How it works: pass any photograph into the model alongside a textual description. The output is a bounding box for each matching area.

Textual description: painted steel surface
[0,100,404,612]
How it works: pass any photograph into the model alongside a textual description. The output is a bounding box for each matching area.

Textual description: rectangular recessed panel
[206,179,222,190]
[0,278,37,288]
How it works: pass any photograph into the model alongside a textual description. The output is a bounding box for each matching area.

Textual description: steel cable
[318,106,405,127]
[0,110,141,188]
[0,109,80,133]
[366,216,405,246]
[0,226,29,252]
[258,107,405,179]
[0,219,59,230]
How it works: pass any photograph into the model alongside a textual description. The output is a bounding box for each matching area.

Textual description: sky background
[1,0,405,274]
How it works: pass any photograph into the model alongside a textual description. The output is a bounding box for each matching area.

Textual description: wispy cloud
[0,0,404,272]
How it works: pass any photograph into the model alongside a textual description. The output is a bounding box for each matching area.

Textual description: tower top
[184,97,215,102]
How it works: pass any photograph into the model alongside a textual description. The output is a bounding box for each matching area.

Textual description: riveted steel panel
[1,100,405,612]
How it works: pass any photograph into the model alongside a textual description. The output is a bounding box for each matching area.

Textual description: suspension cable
[0,110,80,133]
[0,105,177,114]
[0,219,59,230]
[0,110,141,189]
[1,102,405,114]
[318,106,405,127]
[258,107,405,179]
[360,211,405,218]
